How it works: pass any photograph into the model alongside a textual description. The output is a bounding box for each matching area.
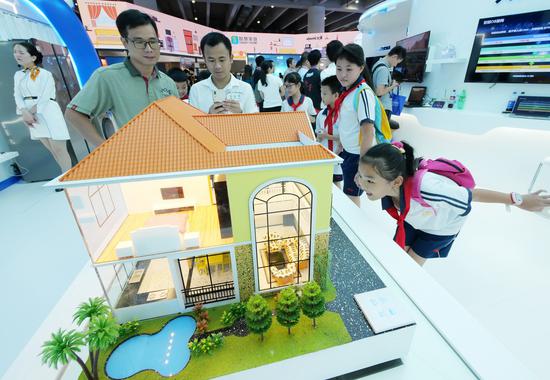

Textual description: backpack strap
[411,162,436,211]
[372,61,391,86]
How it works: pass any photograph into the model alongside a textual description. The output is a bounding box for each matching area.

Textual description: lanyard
[323,106,334,151]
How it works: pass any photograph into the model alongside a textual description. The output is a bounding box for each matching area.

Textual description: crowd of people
[15,9,548,266]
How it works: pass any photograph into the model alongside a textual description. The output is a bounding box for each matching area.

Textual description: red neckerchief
[385,178,413,249]
[328,78,365,133]
[323,106,334,151]
[288,95,305,111]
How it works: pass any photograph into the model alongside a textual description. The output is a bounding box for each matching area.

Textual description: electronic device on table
[431,100,445,108]
[511,96,550,119]
[404,86,427,107]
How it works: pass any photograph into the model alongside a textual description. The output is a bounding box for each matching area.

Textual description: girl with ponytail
[356,141,550,265]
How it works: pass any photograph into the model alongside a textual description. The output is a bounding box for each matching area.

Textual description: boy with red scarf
[316,75,343,188]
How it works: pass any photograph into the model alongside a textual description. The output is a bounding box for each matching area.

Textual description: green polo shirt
[68,59,179,128]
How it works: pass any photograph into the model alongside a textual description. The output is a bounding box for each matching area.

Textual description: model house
[50,97,340,322]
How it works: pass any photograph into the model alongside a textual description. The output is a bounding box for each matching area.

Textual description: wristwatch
[510,192,523,206]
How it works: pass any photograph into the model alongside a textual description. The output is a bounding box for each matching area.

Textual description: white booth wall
[400,0,549,114]
[355,1,550,378]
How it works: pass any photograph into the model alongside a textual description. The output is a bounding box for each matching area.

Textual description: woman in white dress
[13,42,72,173]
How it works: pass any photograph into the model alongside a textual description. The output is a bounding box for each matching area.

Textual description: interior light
[271,5,274,8]
[194,17,198,21]
[257,20,261,24]
[355,0,359,3]
[192,0,196,3]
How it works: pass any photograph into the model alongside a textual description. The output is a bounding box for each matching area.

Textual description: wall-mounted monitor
[246,53,301,78]
[395,31,431,83]
[465,10,550,84]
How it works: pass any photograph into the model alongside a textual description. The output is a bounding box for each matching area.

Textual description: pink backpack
[411,158,476,210]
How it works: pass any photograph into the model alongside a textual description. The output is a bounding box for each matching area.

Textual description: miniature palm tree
[40,329,93,380]
[245,294,272,341]
[276,287,301,334]
[73,297,110,326]
[87,315,120,379]
[73,297,111,378]
[300,281,326,327]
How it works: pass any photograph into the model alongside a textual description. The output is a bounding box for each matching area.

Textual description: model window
[253,181,312,291]
[88,185,115,227]
[178,252,235,307]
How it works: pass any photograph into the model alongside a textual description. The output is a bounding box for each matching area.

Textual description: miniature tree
[72,297,115,379]
[245,295,272,341]
[41,297,119,380]
[41,329,93,380]
[276,287,301,334]
[300,281,326,328]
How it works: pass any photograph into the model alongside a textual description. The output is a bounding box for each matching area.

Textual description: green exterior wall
[225,164,334,243]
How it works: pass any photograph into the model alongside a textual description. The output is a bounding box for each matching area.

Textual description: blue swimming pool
[105,316,196,379]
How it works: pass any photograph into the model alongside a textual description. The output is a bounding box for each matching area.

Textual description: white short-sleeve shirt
[257,74,283,108]
[281,95,317,118]
[189,74,258,114]
[337,81,377,154]
[383,172,472,236]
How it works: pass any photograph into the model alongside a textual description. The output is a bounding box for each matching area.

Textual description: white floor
[1,180,548,379]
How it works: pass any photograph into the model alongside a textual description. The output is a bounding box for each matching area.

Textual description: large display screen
[247,53,301,78]
[465,10,550,84]
[395,31,431,83]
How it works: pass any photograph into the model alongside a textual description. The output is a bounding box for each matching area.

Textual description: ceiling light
[257,20,261,24]
[192,0,196,3]
[270,5,274,8]
[194,17,198,20]
[324,17,327,20]
[355,0,359,3]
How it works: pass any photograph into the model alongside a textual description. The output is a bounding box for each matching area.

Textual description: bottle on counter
[456,89,467,110]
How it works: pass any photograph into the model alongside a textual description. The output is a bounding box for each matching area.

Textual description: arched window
[253,181,312,291]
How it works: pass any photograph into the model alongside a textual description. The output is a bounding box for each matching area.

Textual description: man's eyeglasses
[126,38,162,50]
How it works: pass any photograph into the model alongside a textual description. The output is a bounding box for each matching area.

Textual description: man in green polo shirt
[65,9,178,147]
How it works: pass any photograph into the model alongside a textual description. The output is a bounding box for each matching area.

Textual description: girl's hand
[316,131,327,141]
[518,190,550,212]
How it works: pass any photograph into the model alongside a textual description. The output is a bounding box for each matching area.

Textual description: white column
[308,6,325,33]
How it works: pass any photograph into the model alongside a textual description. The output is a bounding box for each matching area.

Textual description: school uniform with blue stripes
[382,172,473,258]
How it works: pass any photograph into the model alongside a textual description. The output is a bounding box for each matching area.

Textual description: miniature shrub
[220,302,247,326]
[188,333,224,356]
[276,288,301,334]
[118,320,140,339]
[196,319,209,335]
[300,281,326,327]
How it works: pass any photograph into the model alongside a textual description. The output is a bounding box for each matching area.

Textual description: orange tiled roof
[195,112,315,145]
[60,97,334,183]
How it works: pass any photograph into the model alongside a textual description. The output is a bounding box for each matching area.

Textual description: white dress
[13,67,70,140]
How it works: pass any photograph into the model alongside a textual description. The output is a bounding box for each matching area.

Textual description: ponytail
[259,60,273,87]
[360,141,419,181]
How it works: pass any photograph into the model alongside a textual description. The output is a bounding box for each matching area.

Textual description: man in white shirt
[189,32,258,114]
[320,40,343,82]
